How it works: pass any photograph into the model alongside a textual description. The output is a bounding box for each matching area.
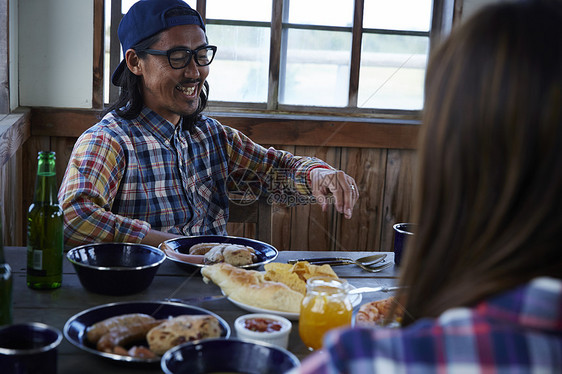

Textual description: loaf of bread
[146,315,222,355]
[201,263,303,313]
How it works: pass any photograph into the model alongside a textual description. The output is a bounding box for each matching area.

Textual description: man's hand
[309,168,359,219]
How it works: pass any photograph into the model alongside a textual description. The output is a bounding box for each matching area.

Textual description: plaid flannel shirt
[295,276,562,374]
[58,107,331,247]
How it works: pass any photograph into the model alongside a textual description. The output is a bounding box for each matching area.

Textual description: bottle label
[31,250,43,270]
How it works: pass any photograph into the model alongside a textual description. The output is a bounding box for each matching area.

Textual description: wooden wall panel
[289,146,338,251]
[226,222,244,237]
[225,221,255,239]
[336,147,387,251]
[271,203,292,251]
[16,134,418,252]
[21,136,50,244]
[30,108,421,150]
[269,145,296,251]
[380,149,417,251]
[51,137,78,187]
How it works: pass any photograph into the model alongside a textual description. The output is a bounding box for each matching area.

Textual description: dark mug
[392,223,416,266]
[0,323,62,374]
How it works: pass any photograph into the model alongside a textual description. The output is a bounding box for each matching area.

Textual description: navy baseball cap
[112,0,205,86]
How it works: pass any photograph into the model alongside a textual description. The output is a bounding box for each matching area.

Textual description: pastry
[202,263,303,313]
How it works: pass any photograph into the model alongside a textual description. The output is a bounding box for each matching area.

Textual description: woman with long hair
[295,0,562,372]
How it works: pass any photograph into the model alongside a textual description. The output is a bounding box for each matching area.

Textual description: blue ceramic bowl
[161,338,300,374]
[0,323,63,374]
[160,235,278,271]
[64,301,231,364]
[66,242,166,296]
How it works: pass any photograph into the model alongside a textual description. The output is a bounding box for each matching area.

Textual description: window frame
[0,0,9,113]
[107,0,458,120]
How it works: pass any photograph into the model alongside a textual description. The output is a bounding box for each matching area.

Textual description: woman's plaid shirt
[294,277,562,374]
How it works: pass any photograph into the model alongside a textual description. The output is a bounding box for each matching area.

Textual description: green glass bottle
[27,151,63,289]
[0,215,13,325]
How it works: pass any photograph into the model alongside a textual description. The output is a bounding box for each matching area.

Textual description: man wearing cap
[58,0,359,247]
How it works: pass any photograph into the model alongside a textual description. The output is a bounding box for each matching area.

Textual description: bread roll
[222,245,256,266]
[204,244,226,263]
[202,263,303,313]
[96,320,163,353]
[86,313,156,344]
[147,315,221,355]
[203,244,256,266]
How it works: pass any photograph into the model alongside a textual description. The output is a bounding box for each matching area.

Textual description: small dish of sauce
[234,314,292,349]
[243,317,283,333]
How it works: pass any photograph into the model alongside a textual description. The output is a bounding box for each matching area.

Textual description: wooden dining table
[6,246,399,373]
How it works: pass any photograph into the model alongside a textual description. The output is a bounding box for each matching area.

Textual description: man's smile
[175,83,197,97]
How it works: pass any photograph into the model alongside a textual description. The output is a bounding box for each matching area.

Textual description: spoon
[288,253,387,267]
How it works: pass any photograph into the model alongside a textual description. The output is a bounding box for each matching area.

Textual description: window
[107,0,447,117]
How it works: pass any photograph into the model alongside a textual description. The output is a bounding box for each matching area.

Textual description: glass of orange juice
[298,276,353,350]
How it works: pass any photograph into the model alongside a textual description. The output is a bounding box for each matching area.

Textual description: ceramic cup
[0,323,63,374]
[392,223,416,266]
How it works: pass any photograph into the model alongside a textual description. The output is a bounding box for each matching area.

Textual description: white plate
[226,286,363,321]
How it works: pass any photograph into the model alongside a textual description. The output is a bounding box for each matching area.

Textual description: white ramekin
[234,313,292,349]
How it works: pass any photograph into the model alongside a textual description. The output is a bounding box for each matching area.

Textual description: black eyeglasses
[138,45,217,68]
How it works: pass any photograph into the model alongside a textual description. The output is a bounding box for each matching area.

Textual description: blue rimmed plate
[160,235,278,271]
[63,301,231,364]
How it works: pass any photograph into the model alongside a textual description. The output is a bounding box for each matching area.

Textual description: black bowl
[161,338,300,374]
[66,243,166,296]
[0,323,63,374]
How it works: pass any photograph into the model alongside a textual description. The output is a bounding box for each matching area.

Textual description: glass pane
[364,0,432,31]
[122,0,196,14]
[358,34,428,110]
[206,24,270,103]
[280,29,351,107]
[207,0,272,22]
[288,0,354,27]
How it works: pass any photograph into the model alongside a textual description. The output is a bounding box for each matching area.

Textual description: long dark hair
[102,31,210,132]
[396,0,562,326]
